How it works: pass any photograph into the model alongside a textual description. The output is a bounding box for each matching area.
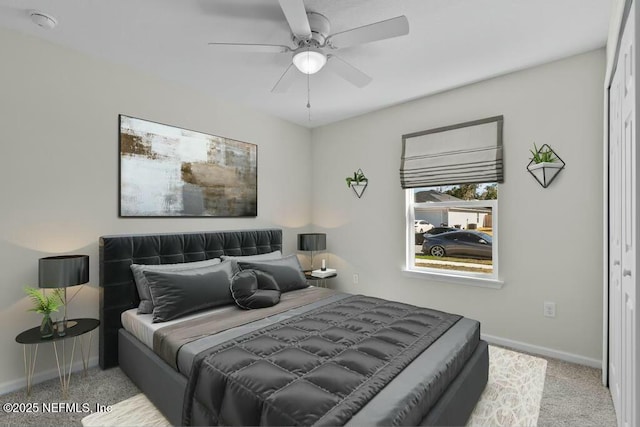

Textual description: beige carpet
[82,346,547,427]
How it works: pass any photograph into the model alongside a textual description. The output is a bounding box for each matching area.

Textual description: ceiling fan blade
[271,63,299,93]
[207,43,292,54]
[278,0,312,39]
[325,55,372,88]
[327,16,409,49]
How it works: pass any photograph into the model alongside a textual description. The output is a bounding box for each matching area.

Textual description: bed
[99,229,488,426]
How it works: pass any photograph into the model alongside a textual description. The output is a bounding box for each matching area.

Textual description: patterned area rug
[82,346,546,427]
[82,394,170,427]
[467,346,547,427]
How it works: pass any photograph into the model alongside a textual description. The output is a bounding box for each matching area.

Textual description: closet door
[619,5,637,427]
[609,3,638,426]
[609,59,622,425]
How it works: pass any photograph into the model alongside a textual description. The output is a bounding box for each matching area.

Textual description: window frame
[404,190,503,288]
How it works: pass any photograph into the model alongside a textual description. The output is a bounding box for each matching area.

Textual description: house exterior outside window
[405,183,500,287]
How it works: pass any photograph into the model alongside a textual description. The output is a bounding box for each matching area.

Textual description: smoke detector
[29,10,57,29]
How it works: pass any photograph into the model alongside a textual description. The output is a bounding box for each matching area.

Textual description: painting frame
[118,115,258,218]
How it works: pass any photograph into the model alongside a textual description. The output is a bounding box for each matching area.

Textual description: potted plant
[24,287,63,338]
[527,143,565,188]
[345,169,368,187]
[345,169,368,198]
[528,143,561,171]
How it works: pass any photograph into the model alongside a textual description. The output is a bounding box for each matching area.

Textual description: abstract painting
[119,115,257,217]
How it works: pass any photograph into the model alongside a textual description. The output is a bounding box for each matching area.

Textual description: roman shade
[400,116,504,189]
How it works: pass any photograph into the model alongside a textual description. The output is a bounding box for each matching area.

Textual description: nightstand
[305,271,337,288]
[15,318,99,397]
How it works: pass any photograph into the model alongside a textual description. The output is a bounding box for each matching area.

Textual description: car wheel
[430,245,446,257]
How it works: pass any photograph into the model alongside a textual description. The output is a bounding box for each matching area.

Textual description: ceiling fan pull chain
[307,71,312,121]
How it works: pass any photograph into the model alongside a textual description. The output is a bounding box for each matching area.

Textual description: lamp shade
[39,255,89,289]
[298,233,326,251]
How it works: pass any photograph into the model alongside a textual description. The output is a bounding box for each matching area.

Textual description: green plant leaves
[346,170,367,186]
[24,287,62,314]
[530,143,556,163]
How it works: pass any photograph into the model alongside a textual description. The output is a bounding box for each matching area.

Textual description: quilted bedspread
[183,295,461,426]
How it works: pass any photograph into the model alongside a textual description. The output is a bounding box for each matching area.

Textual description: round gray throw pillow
[231,269,281,310]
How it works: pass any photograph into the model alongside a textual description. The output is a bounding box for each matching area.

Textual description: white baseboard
[0,356,99,396]
[482,333,601,368]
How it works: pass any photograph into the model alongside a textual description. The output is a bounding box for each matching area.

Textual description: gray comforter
[154,287,336,369]
[183,294,461,426]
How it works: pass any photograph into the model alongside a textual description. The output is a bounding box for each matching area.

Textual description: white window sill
[402,268,504,289]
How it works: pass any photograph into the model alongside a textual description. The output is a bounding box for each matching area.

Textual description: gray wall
[0,27,311,391]
[310,49,605,364]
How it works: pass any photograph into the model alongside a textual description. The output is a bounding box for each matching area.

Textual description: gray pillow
[131,258,221,314]
[220,250,282,262]
[231,270,281,310]
[143,259,235,323]
[238,255,308,293]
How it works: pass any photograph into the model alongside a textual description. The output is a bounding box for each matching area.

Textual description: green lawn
[415,262,492,274]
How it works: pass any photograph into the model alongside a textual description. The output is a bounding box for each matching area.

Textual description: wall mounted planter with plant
[526,143,565,188]
[346,169,368,198]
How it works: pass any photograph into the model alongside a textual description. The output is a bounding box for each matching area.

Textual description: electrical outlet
[353,273,359,284]
[543,301,556,318]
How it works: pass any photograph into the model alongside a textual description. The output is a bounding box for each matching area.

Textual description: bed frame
[99,229,488,426]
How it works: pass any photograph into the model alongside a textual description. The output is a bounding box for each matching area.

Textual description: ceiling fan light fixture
[292,48,327,74]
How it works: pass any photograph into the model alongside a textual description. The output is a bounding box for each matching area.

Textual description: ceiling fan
[208,0,410,93]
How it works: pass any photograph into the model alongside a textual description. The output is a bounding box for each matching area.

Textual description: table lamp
[297,233,326,271]
[39,255,89,333]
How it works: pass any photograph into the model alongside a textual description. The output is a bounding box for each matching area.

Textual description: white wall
[0,25,606,393]
[311,49,605,364]
[0,28,311,392]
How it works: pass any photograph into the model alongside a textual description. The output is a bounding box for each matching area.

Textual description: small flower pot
[527,161,564,188]
[350,182,368,198]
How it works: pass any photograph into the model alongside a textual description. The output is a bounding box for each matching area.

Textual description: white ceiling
[0,0,612,128]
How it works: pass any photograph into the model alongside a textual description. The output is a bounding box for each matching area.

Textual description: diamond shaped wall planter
[350,182,368,198]
[526,144,565,188]
[346,168,368,198]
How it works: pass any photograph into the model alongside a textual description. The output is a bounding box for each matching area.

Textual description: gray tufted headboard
[98,229,283,369]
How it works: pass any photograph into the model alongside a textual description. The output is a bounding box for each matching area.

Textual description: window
[399,116,503,286]
[405,183,499,284]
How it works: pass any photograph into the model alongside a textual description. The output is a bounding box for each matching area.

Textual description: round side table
[15,318,99,397]
[305,271,337,288]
